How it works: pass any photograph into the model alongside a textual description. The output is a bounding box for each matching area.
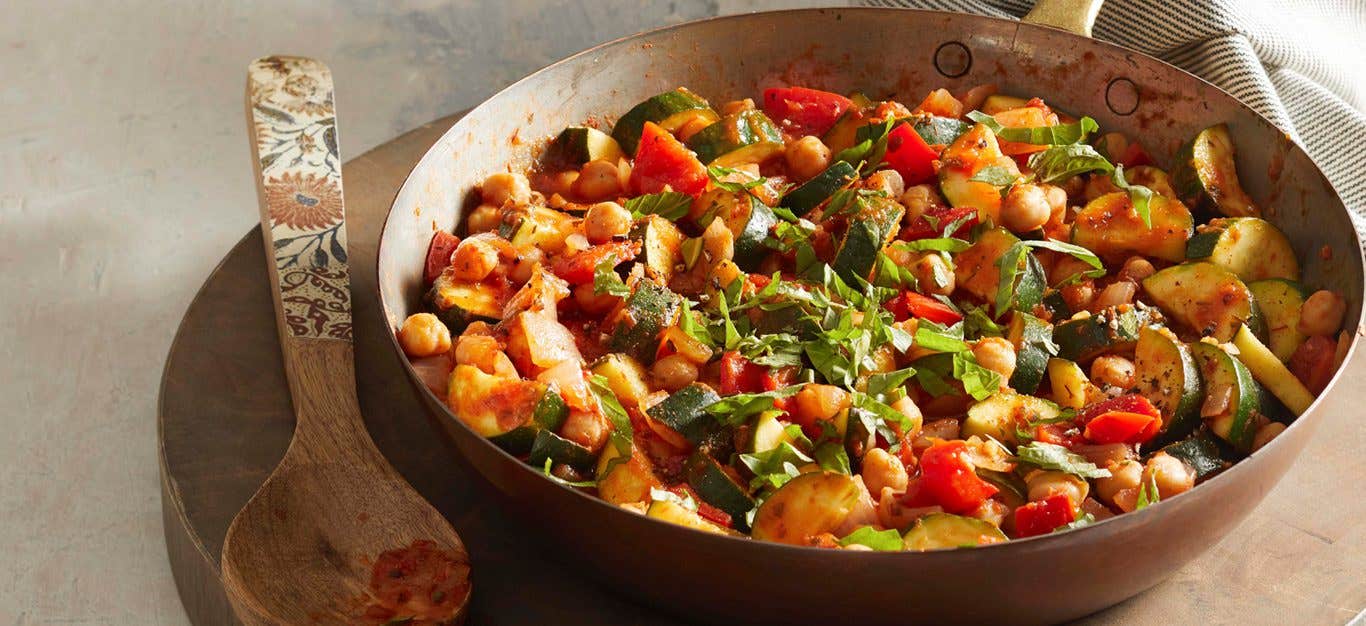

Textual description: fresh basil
[813,441,852,474]
[540,457,596,488]
[704,385,805,426]
[838,526,904,551]
[969,165,1019,188]
[625,191,692,221]
[995,240,1103,316]
[952,351,1002,401]
[1111,164,1154,228]
[1015,441,1112,479]
[866,366,917,400]
[588,374,634,472]
[592,256,630,297]
[893,238,972,253]
[707,164,766,193]
[735,332,804,368]
[649,486,698,511]
[739,441,811,490]
[1027,143,1114,184]
[677,298,715,349]
[914,320,969,353]
[1135,472,1161,509]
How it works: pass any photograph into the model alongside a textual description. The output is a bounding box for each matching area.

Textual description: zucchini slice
[630,215,685,281]
[1141,262,1261,342]
[912,115,971,146]
[546,126,624,167]
[607,281,681,364]
[488,388,569,454]
[596,442,663,505]
[781,161,857,215]
[903,513,1008,551]
[1186,218,1299,282]
[1172,123,1259,218]
[646,383,722,445]
[831,196,904,284]
[751,472,864,545]
[1071,191,1194,263]
[1047,357,1103,410]
[590,353,652,407]
[499,205,577,256]
[424,271,504,333]
[1231,324,1315,416]
[1006,312,1055,394]
[1053,305,1161,363]
[981,94,1029,115]
[1246,279,1309,362]
[447,364,546,438]
[711,142,786,168]
[1156,431,1229,481]
[686,451,755,530]
[953,227,1021,302]
[750,410,794,453]
[716,194,778,270]
[1190,341,1262,452]
[686,109,783,164]
[962,391,1062,444]
[611,88,716,155]
[822,109,869,155]
[646,499,734,535]
[1134,327,1203,446]
[939,123,1019,224]
[528,429,596,470]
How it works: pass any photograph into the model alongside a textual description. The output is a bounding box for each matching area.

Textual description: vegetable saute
[395,84,1350,549]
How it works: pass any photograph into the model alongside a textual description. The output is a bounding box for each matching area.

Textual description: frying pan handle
[1022,0,1103,37]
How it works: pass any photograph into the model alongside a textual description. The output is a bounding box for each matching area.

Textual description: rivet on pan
[1106,77,1140,116]
[933,42,972,79]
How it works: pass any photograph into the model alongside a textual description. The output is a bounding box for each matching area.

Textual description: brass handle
[1021,0,1104,37]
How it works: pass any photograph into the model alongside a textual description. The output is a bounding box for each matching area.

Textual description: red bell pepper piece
[720,351,766,395]
[630,121,708,196]
[889,291,963,325]
[883,123,940,185]
[1076,393,1160,425]
[1033,422,1082,449]
[1083,411,1162,444]
[1014,493,1076,538]
[919,440,999,514]
[423,231,461,285]
[550,240,639,285]
[762,86,854,137]
[1290,334,1337,394]
[900,206,979,241]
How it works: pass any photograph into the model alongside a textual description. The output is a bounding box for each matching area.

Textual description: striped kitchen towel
[860,0,1366,240]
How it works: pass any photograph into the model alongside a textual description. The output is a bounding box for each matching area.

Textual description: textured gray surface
[0,1,825,622]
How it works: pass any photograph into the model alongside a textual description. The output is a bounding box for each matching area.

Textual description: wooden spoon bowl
[221,57,470,625]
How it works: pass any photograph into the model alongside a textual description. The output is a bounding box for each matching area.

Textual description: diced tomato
[630,121,708,196]
[900,206,979,241]
[720,351,766,395]
[550,240,639,284]
[1118,142,1153,168]
[1083,410,1161,444]
[1076,393,1160,425]
[1014,493,1076,538]
[1290,335,1337,394]
[424,231,461,285]
[889,291,963,325]
[762,86,854,137]
[883,123,940,185]
[919,440,999,514]
[914,88,964,119]
[1034,422,1082,449]
[762,366,799,413]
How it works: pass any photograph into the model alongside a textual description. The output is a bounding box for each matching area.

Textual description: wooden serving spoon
[221,56,470,625]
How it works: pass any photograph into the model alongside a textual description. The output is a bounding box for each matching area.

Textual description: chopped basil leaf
[962,304,1005,337]
[1015,441,1112,478]
[874,252,918,290]
[625,191,692,221]
[1053,511,1096,533]
[1111,164,1155,228]
[893,238,972,253]
[866,366,917,400]
[739,441,811,490]
[914,320,969,353]
[969,165,1019,188]
[677,298,715,349]
[995,240,1103,316]
[704,385,805,426]
[838,526,904,551]
[592,256,630,297]
[589,374,634,473]
[952,351,1002,401]
[707,164,766,193]
[1027,143,1113,184]
[649,486,698,511]
[1136,472,1161,509]
[813,442,851,474]
[541,457,597,488]
[736,332,805,368]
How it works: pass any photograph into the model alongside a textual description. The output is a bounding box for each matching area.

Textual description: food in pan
[397,84,1350,549]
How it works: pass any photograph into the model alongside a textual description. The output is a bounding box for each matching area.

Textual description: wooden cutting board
[158,113,1365,626]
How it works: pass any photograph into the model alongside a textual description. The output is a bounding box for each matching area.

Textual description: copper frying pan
[377,2,1364,623]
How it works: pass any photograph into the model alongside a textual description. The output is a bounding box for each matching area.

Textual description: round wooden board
[159,114,1365,625]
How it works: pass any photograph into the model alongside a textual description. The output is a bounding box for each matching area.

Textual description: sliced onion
[520,311,583,369]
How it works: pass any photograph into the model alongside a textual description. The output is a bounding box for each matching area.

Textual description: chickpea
[1094,459,1142,508]
[454,334,514,377]
[719,98,755,115]
[1090,355,1136,389]
[573,282,619,314]
[793,384,851,425]
[651,354,699,392]
[1000,183,1051,233]
[1042,184,1068,215]
[912,253,955,296]
[481,172,531,206]
[971,337,1016,382]
[1298,290,1346,336]
[865,169,905,198]
[1143,452,1195,499]
[1050,254,1096,286]
[861,448,910,495]
[1252,421,1287,452]
[784,135,832,182]
[508,248,543,285]
[449,236,499,281]
[891,395,924,439]
[465,204,501,234]
[397,313,452,358]
[574,159,624,201]
[583,201,632,244]
[561,409,609,453]
[1026,470,1089,506]
[1090,281,1137,311]
[1060,280,1095,312]
[900,184,941,224]
[1119,256,1156,282]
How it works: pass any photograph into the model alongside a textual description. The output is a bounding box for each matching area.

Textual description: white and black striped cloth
[860,0,1366,242]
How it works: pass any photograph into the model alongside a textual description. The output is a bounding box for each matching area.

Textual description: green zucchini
[781,161,857,215]
[489,388,569,454]
[1186,217,1299,282]
[962,391,1062,445]
[1071,191,1194,263]
[596,442,662,505]
[751,472,863,545]
[912,115,971,146]
[981,94,1029,114]
[1053,305,1161,363]
[1134,327,1203,447]
[607,280,681,363]
[1246,279,1309,362]
[646,383,722,444]
[446,364,546,438]
[546,126,624,166]
[1172,123,1259,218]
[1048,357,1101,409]
[590,353,651,408]
[1006,312,1055,394]
[686,109,782,164]
[646,499,733,535]
[903,513,1008,551]
[711,142,786,168]
[499,205,576,254]
[424,272,503,332]
[953,227,1021,302]
[831,196,904,285]
[1156,430,1229,481]
[686,450,755,530]
[630,215,685,281]
[750,410,793,453]
[1040,290,1072,321]
[822,110,868,155]
[719,195,777,271]
[611,88,716,155]
[528,429,596,470]
[1141,262,1262,342]
[1191,341,1262,452]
